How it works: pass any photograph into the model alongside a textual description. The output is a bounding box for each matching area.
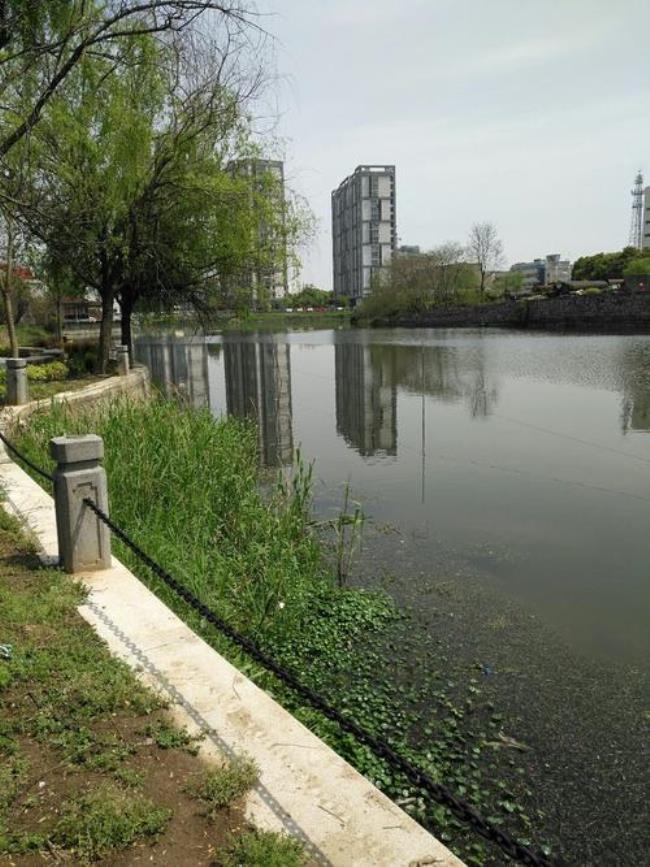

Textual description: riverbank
[10,395,548,865]
[137,310,352,335]
[0,507,304,865]
[356,291,650,332]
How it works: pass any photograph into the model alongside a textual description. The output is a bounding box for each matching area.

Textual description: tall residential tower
[331,165,396,300]
[229,158,289,301]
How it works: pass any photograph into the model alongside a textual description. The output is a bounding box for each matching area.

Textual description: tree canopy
[572,247,644,281]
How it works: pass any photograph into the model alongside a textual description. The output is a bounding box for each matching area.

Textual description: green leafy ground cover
[12,397,551,865]
[0,507,304,865]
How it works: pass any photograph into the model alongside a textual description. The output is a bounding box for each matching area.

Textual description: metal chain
[84,496,553,867]
[0,424,552,866]
[0,429,54,482]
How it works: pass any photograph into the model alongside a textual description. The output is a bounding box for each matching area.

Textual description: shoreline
[355,291,650,333]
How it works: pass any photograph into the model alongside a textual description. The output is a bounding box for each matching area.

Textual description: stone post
[49,434,111,573]
[117,345,130,376]
[5,358,28,405]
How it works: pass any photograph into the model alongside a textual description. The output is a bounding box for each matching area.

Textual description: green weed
[186,754,258,815]
[51,785,170,861]
[144,719,202,754]
[219,829,306,867]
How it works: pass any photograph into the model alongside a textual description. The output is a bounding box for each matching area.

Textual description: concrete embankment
[363,291,650,332]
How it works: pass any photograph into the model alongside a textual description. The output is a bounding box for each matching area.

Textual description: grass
[0,373,102,404]
[0,505,304,864]
[220,829,306,866]
[0,323,53,352]
[51,785,171,861]
[10,396,549,865]
[218,310,352,333]
[187,755,259,816]
[140,309,352,335]
[11,396,328,638]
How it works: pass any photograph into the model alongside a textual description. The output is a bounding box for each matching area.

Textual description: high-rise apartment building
[331,165,396,300]
[228,158,289,301]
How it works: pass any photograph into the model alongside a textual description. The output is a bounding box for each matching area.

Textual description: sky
[254,0,650,290]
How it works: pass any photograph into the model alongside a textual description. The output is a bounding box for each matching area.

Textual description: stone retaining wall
[368,291,650,332]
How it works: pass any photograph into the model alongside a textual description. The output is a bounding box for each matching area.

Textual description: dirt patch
[0,512,300,866]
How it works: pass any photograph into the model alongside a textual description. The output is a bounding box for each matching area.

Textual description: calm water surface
[136,327,650,664]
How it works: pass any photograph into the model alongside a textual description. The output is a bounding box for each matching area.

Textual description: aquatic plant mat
[12,396,650,864]
[0,508,305,866]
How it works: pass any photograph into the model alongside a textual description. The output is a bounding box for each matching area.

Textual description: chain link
[0,429,54,482]
[84,496,553,867]
[0,427,553,867]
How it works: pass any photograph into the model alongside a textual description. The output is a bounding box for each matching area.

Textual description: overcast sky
[257,0,650,290]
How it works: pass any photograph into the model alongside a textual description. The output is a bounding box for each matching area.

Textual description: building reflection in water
[367,343,498,419]
[619,344,650,434]
[334,339,499,459]
[223,337,294,466]
[135,335,209,408]
[334,342,397,457]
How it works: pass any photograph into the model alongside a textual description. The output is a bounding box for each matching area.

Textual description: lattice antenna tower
[629,170,644,249]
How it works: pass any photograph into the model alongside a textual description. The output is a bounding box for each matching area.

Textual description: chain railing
[0,430,553,866]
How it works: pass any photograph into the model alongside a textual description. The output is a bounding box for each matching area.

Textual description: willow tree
[0,1,258,158]
[19,21,304,371]
[21,36,165,370]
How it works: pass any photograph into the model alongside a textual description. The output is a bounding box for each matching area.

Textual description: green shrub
[0,360,69,383]
[65,339,98,376]
[27,361,69,382]
[581,286,601,296]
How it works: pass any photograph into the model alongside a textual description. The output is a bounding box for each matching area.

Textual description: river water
[136,326,650,864]
[136,326,650,664]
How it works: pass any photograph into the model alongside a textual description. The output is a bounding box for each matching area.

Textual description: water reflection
[364,342,499,419]
[134,328,650,662]
[223,337,294,466]
[619,344,650,433]
[333,340,499,458]
[136,335,209,408]
[334,342,397,456]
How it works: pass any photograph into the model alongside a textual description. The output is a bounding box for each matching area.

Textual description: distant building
[331,165,396,300]
[510,259,545,288]
[644,186,650,250]
[544,253,572,283]
[228,158,289,301]
[510,254,571,288]
[396,244,421,256]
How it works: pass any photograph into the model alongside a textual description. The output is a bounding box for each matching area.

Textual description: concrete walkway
[0,403,463,866]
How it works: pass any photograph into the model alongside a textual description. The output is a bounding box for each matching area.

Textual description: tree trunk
[55,293,63,343]
[96,291,114,374]
[2,215,18,357]
[120,296,133,362]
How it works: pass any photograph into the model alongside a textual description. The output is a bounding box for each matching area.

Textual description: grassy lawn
[0,375,105,405]
[218,311,352,332]
[0,325,54,352]
[0,507,305,866]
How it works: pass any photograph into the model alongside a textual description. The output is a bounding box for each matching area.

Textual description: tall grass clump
[12,397,327,637]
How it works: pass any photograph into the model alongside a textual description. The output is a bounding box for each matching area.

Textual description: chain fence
[0,431,553,866]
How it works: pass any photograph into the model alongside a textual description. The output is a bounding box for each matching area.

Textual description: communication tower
[629,171,644,249]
